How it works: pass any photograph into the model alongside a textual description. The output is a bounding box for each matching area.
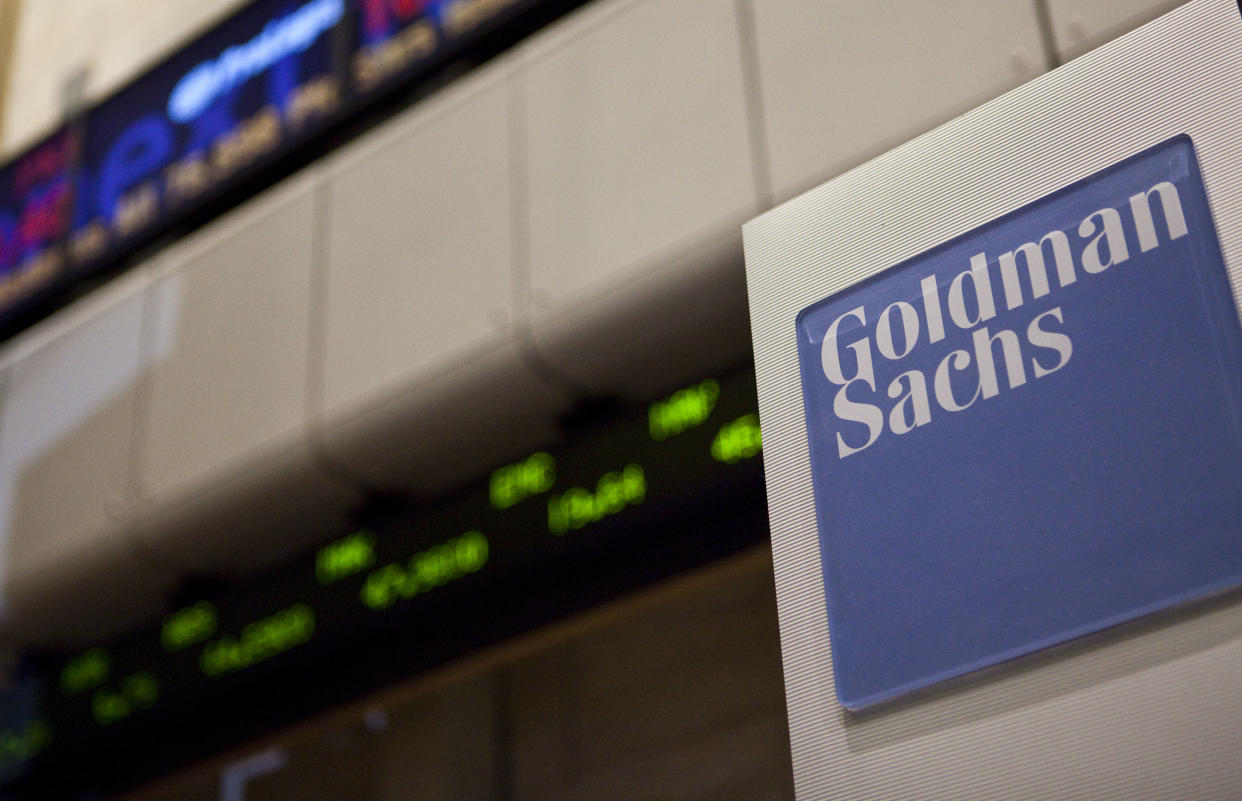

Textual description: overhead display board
[72,0,345,269]
[0,0,560,337]
[744,1,1242,798]
[0,366,764,800]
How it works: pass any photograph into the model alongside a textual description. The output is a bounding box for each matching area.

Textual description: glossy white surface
[745,1,1242,797]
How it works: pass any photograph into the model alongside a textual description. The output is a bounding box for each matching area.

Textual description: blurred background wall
[0,1,1201,798]
[0,0,249,157]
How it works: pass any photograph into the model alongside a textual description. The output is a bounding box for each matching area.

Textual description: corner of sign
[833,675,886,714]
[835,689,868,714]
[794,300,821,341]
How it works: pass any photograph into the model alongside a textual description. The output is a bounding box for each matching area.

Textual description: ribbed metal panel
[744,1,1242,797]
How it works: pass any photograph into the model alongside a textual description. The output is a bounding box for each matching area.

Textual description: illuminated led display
[58,649,109,697]
[200,604,316,677]
[352,0,439,92]
[649,379,719,441]
[360,530,489,611]
[168,0,345,123]
[161,601,218,653]
[316,530,378,585]
[547,465,646,535]
[489,452,555,510]
[10,365,762,799]
[0,0,545,328]
[440,0,524,37]
[711,414,762,464]
[0,129,77,310]
[89,672,158,727]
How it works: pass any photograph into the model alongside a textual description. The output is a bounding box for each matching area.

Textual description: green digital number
[200,604,315,677]
[316,530,378,585]
[162,601,218,653]
[548,464,646,535]
[91,671,156,727]
[360,530,489,611]
[490,452,556,510]
[649,379,719,441]
[711,414,762,464]
[60,647,110,696]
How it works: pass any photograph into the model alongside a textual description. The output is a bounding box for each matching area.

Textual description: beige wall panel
[2,0,245,156]
[752,0,1048,200]
[521,0,757,306]
[141,176,315,498]
[317,60,569,496]
[135,172,356,576]
[321,68,515,417]
[520,0,759,399]
[0,266,176,644]
[0,269,146,580]
[523,225,754,401]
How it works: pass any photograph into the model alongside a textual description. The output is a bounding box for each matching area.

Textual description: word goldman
[819,180,1189,458]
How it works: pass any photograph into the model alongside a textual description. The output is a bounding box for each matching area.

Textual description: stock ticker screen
[0,0,568,336]
[0,367,766,799]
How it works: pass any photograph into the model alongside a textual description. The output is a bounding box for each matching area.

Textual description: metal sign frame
[744,1,1242,797]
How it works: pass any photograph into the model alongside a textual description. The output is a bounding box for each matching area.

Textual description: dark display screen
[0,0,552,335]
[350,0,533,91]
[0,129,79,312]
[0,366,766,799]
[70,0,345,268]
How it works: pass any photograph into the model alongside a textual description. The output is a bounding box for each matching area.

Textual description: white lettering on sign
[819,181,1188,458]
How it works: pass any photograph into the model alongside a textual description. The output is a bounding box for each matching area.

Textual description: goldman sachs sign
[792,135,1242,710]
[744,5,1242,777]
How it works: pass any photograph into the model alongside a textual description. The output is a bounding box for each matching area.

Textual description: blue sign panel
[796,135,1242,711]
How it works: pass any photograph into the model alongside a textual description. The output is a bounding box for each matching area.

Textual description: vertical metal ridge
[734,0,776,209]
[506,70,588,402]
[302,176,376,495]
[1033,0,1064,69]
